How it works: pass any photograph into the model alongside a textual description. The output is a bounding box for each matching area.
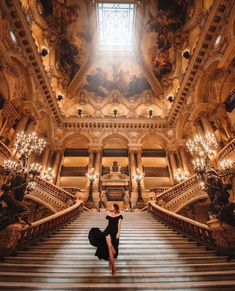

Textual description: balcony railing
[143,166,170,177]
[218,138,235,160]
[148,201,215,247]
[60,166,88,177]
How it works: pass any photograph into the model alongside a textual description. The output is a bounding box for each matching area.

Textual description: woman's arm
[117,219,122,239]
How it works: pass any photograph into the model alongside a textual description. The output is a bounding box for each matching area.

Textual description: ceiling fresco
[80,57,153,99]
[38,0,91,81]
[141,0,194,88]
[19,0,197,119]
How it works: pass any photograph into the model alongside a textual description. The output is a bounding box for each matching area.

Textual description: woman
[103,203,123,275]
[88,203,123,275]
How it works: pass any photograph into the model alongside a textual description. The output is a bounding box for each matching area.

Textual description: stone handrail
[148,201,215,246]
[25,187,66,213]
[0,140,11,159]
[62,187,84,196]
[149,187,170,195]
[17,200,83,249]
[156,174,202,203]
[218,138,235,160]
[35,176,75,204]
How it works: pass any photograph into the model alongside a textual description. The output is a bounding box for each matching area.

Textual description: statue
[0,175,31,230]
[112,161,119,173]
[200,168,235,227]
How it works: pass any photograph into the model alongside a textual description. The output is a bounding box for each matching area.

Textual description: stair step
[1,280,235,290]
[1,211,234,290]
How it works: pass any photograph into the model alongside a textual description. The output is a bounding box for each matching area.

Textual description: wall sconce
[40,48,48,57]
[167,95,174,103]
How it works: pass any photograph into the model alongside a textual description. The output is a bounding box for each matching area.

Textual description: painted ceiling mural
[38,0,91,81]
[142,0,194,88]
[80,58,153,99]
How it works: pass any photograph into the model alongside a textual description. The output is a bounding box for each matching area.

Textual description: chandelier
[14,131,46,157]
[174,168,189,183]
[3,131,46,190]
[42,167,55,182]
[186,133,217,158]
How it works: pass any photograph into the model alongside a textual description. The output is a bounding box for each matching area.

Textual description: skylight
[97,3,135,52]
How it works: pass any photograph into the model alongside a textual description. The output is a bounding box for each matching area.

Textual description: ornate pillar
[168,150,178,183]
[200,115,214,134]
[10,114,29,147]
[136,148,145,195]
[53,149,63,184]
[42,146,51,172]
[178,142,191,174]
[128,148,137,193]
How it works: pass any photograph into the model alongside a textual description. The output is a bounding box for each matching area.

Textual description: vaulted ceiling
[19,0,204,120]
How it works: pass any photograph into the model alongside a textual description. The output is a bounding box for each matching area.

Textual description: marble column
[179,146,190,174]
[86,149,94,190]
[200,116,214,134]
[129,149,137,193]
[10,115,30,147]
[53,149,63,184]
[168,151,178,183]
[25,117,37,134]
[94,149,102,190]
[41,147,51,173]
[136,149,145,194]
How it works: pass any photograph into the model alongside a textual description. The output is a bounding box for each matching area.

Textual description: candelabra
[174,168,189,183]
[2,131,46,188]
[86,168,96,204]
[133,168,144,206]
[187,132,234,225]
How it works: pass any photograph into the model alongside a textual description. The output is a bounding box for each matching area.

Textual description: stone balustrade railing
[17,201,83,250]
[149,187,170,194]
[60,166,88,177]
[143,166,170,177]
[0,140,11,160]
[25,188,66,213]
[35,177,75,204]
[62,187,83,196]
[156,174,202,203]
[155,174,207,212]
[218,138,235,160]
[148,201,215,247]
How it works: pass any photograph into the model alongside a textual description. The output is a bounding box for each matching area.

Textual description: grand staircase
[1,212,235,290]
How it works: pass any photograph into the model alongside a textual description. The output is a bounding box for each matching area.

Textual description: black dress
[88,214,123,261]
[103,214,123,258]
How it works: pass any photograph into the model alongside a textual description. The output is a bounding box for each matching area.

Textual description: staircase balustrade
[148,201,215,247]
[17,201,83,249]
[218,138,235,160]
[35,176,75,204]
[157,175,202,203]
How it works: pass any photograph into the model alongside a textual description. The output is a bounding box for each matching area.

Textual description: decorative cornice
[168,0,230,126]
[3,0,62,125]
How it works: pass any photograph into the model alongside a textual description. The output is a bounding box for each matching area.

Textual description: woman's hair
[113,203,120,213]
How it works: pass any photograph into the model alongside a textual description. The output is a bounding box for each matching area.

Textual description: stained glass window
[97,3,135,51]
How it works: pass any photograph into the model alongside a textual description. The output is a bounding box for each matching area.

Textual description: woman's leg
[105,235,116,275]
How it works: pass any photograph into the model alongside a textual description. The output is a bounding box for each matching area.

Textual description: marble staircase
[1,212,235,290]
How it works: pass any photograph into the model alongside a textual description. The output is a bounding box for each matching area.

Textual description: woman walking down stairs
[0,212,235,290]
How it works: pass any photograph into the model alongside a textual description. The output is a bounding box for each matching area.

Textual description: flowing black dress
[88,214,123,260]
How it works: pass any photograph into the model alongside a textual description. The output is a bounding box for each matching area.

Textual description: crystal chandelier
[43,167,55,182]
[14,131,46,157]
[219,159,233,173]
[174,168,189,183]
[186,133,217,158]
